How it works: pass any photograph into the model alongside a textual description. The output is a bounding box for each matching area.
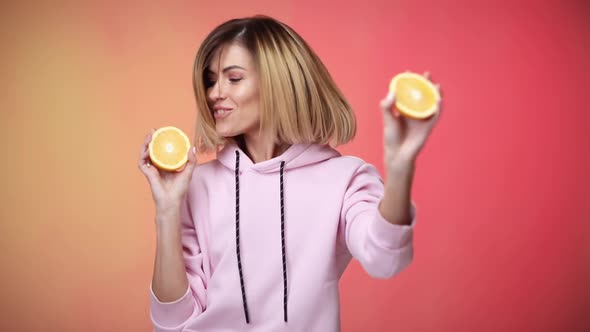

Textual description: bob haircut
[192,15,356,153]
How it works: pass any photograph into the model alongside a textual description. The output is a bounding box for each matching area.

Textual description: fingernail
[387,91,395,101]
[192,146,196,155]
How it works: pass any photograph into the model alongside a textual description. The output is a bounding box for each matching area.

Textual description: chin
[216,125,241,138]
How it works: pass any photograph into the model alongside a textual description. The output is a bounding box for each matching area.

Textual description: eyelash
[206,77,242,88]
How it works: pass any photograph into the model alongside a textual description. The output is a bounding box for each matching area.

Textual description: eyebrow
[207,65,247,74]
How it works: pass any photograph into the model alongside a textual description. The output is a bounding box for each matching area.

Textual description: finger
[143,128,156,149]
[139,132,154,156]
[139,158,161,187]
[189,146,197,163]
[172,145,196,174]
[137,132,162,185]
[436,84,443,99]
[380,90,396,112]
[137,156,153,177]
[138,146,157,174]
[382,110,403,148]
[382,104,396,127]
[183,146,198,174]
[140,146,151,162]
[423,71,430,80]
[138,160,152,175]
[425,102,442,125]
[435,100,442,119]
[185,146,197,165]
[137,149,153,172]
[382,98,405,134]
[392,105,401,118]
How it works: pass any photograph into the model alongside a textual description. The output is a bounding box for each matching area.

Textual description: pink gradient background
[1,1,589,331]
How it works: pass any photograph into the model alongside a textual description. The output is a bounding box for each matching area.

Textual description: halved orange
[389,72,441,119]
[148,126,191,171]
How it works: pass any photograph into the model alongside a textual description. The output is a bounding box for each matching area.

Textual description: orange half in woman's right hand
[389,72,441,120]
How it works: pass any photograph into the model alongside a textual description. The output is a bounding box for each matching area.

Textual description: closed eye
[205,78,215,88]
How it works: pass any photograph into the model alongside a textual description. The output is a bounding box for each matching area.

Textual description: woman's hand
[137,129,197,214]
[380,72,442,168]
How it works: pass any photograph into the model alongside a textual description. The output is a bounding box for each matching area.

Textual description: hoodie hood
[217,142,341,174]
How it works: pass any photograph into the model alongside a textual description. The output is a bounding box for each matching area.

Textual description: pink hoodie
[149,143,416,331]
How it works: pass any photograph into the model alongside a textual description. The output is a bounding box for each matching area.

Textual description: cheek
[236,89,260,119]
[214,84,260,136]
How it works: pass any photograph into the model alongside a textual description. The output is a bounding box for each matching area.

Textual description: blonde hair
[192,15,356,153]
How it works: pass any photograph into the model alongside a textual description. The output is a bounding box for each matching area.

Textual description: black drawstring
[234,151,288,324]
[235,151,249,324]
[279,161,288,322]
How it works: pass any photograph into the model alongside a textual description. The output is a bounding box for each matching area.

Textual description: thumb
[183,146,198,173]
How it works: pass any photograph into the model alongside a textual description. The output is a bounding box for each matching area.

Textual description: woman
[138,15,441,332]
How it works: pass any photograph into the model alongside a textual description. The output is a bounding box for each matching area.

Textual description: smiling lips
[213,107,233,119]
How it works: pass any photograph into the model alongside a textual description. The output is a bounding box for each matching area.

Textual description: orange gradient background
[1,1,589,331]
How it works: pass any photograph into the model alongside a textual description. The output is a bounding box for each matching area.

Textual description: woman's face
[206,42,261,139]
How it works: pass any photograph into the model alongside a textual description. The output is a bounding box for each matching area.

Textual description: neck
[240,131,290,163]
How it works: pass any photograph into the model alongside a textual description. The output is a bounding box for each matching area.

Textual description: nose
[208,80,226,101]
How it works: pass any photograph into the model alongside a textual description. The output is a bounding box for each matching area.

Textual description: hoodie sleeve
[340,163,416,279]
[149,189,208,331]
